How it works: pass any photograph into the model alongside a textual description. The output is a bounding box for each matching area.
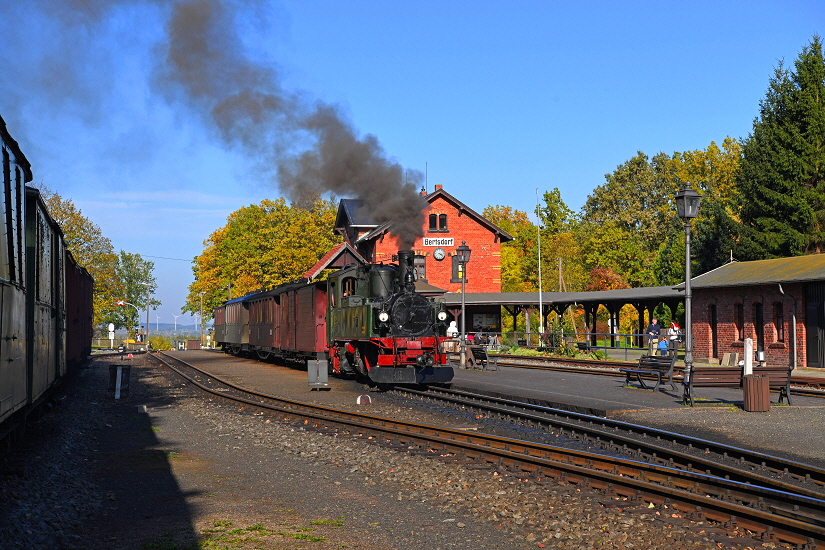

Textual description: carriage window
[329,281,336,307]
[2,148,14,281]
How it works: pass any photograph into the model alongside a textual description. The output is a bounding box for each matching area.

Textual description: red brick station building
[304,185,825,371]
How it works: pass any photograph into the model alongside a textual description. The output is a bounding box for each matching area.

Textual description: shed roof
[688,254,825,289]
[302,242,366,281]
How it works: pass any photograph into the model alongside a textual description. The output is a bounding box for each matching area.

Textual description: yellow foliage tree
[185,197,341,320]
[36,185,119,329]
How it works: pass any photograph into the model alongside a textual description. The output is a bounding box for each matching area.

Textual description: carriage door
[805,282,825,368]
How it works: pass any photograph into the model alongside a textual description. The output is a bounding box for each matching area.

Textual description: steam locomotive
[213,250,454,385]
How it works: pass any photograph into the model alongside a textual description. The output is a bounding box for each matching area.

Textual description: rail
[156,351,825,546]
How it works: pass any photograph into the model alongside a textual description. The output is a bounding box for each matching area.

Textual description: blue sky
[0,0,821,327]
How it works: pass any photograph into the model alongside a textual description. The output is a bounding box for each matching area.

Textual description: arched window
[438,214,448,230]
[735,303,744,340]
[774,302,784,342]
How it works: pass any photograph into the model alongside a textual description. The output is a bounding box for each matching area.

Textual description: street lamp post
[199,292,205,348]
[141,282,152,348]
[115,300,141,340]
[675,182,702,379]
[455,241,472,368]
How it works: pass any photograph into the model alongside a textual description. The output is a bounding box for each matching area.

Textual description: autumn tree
[185,196,341,319]
[482,205,536,293]
[35,185,119,328]
[738,35,825,258]
[535,189,586,293]
[671,137,742,211]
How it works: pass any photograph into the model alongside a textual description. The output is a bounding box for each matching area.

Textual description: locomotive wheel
[229,345,241,356]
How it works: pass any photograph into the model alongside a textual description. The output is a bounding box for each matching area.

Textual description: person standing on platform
[667,321,680,356]
[646,318,661,355]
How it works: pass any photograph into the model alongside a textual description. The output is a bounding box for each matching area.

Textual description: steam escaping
[156,0,427,248]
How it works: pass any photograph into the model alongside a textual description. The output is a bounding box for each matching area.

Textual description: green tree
[35,185,119,328]
[106,251,161,336]
[579,152,680,286]
[186,196,340,320]
[738,36,825,258]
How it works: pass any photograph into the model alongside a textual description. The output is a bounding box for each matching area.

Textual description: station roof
[687,255,825,289]
[435,286,682,309]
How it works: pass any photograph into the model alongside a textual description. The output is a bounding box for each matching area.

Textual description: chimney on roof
[420,186,427,197]
[435,184,442,191]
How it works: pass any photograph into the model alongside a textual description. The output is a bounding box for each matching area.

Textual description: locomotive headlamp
[437,311,448,321]
[378,310,389,323]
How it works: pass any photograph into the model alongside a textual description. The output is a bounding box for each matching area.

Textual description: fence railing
[92,338,211,351]
[457,331,682,361]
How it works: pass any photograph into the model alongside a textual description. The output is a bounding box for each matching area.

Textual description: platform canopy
[435,286,682,314]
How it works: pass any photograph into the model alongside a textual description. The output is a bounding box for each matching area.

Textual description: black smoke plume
[156,0,427,248]
[5,0,427,248]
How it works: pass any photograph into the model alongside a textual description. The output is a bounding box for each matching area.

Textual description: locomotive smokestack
[397,250,415,291]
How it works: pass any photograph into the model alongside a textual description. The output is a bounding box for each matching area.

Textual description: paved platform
[450,364,824,417]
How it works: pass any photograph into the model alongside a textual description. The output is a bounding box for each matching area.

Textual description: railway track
[157,351,825,547]
[490,353,825,397]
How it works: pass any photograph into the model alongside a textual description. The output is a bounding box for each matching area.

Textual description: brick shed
[690,254,825,369]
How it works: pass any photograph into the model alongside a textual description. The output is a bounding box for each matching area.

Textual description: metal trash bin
[108,364,131,393]
[743,373,769,412]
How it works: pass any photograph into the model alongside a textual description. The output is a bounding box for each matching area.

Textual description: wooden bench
[682,364,792,406]
[468,346,499,371]
[620,355,677,392]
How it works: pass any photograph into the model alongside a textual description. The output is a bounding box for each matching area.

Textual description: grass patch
[313,520,343,527]
[199,520,328,546]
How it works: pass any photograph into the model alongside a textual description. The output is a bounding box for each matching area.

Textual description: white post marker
[108,322,115,349]
[115,366,123,399]
[744,338,753,376]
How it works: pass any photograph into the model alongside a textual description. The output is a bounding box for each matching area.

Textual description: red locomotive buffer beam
[374,337,447,367]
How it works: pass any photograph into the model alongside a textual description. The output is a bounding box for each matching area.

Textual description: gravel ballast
[0,353,797,549]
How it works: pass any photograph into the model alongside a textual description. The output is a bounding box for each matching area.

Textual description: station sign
[423,237,454,247]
